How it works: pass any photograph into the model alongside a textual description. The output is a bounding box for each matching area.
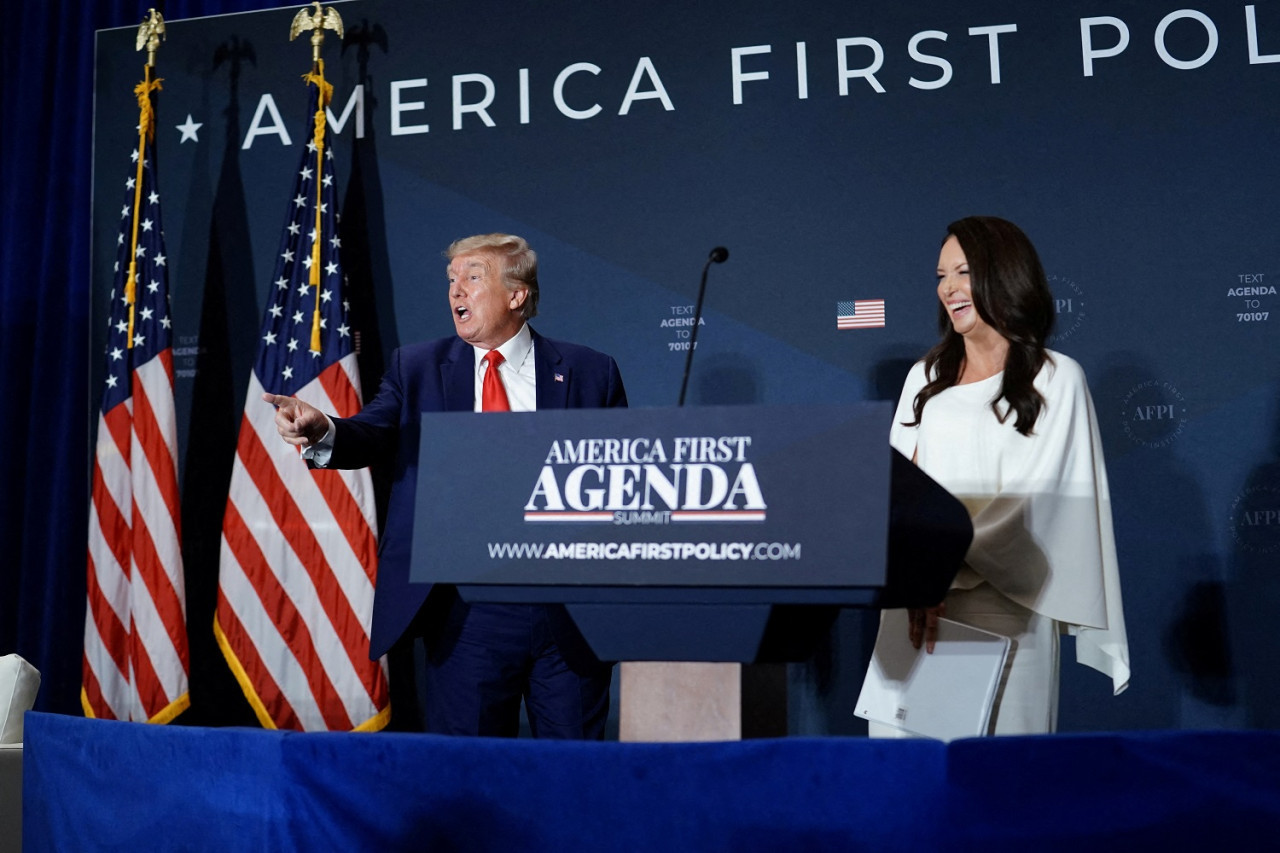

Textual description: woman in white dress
[865,216,1129,737]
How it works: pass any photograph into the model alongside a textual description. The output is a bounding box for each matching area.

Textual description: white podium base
[618,662,786,742]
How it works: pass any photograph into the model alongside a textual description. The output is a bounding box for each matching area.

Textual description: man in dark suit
[264,233,627,738]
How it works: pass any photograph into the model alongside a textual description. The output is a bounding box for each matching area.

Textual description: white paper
[856,612,1010,741]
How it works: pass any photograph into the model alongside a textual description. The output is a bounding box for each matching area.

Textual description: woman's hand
[908,603,946,653]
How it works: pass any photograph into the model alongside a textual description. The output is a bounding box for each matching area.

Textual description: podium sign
[413,404,892,596]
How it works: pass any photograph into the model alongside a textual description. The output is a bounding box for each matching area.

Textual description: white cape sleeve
[967,356,1129,693]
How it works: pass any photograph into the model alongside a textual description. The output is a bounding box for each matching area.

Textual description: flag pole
[216,0,387,731]
[85,6,189,723]
[125,10,165,349]
[290,2,345,353]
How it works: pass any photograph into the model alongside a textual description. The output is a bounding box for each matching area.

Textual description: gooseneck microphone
[677,247,729,407]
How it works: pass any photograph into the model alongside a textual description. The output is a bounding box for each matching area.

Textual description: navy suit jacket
[328,328,628,659]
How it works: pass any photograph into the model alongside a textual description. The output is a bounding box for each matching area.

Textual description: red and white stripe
[84,351,190,723]
[215,354,389,731]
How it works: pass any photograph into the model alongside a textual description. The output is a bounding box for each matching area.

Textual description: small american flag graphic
[837,299,886,330]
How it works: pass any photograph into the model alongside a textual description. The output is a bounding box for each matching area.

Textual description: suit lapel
[440,337,475,412]
[533,329,570,410]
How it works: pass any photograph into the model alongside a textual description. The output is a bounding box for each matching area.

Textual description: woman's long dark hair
[907,216,1055,436]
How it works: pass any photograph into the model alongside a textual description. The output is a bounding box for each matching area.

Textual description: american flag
[837,299,886,330]
[84,79,190,723]
[214,79,389,731]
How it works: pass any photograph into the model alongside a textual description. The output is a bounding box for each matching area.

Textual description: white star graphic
[148,280,160,293]
[329,234,341,248]
[337,323,350,338]
[276,277,289,290]
[282,249,295,263]
[106,375,119,389]
[291,311,304,324]
[133,333,145,347]
[263,331,278,345]
[154,253,166,266]
[288,222,301,235]
[160,316,171,329]
[176,114,202,143]
[140,218,153,232]
[270,305,284,318]
[325,261,338,276]
[300,166,313,180]
[148,191,160,205]
[288,338,300,351]
[294,194,307,208]
[109,347,124,361]
[320,288,333,303]
[139,307,154,321]
[282,366,294,380]
[297,282,311,296]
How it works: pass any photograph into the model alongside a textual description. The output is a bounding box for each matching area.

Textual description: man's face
[448,252,527,349]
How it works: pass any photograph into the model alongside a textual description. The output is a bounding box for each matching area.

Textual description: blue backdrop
[4,0,1278,734]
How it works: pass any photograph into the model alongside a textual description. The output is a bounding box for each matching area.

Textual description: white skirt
[866,583,1060,738]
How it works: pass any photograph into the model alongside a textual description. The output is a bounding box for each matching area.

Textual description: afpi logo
[523,435,766,525]
[1230,482,1280,555]
[1047,274,1086,343]
[1120,379,1189,448]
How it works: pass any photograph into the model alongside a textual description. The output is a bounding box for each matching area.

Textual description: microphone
[677,247,729,407]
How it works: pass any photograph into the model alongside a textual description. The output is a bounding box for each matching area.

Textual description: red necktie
[481,350,510,412]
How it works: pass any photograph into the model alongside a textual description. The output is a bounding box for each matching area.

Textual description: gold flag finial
[126,8,166,348]
[290,2,344,65]
[291,3,344,353]
[135,9,166,67]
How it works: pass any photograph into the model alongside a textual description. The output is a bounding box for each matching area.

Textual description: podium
[412,403,971,739]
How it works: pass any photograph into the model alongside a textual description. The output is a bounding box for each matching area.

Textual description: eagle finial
[135,8,166,67]
[290,2,345,64]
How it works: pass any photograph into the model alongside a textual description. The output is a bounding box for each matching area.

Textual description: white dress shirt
[474,324,536,413]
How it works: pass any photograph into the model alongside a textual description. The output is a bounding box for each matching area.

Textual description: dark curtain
[0,0,282,716]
